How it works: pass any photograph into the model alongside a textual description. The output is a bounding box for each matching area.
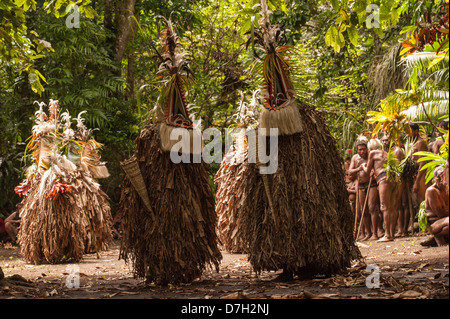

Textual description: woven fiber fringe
[240,105,361,276]
[18,175,86,264]
[118,124,222,285]
[17,171,113,264]
[74,172,114,254]
[159,122,203,154]
[214,151,249,253]
[258,99,303,136]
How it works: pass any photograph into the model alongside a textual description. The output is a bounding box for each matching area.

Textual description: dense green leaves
[0,0,448,210]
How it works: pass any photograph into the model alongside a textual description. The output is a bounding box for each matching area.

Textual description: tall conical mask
[155,18,202,154]
[252,0,303,136]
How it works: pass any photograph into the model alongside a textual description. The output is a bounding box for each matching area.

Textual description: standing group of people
[344,122,449,245]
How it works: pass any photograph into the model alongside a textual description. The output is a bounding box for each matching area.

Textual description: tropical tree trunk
[114,0,137,63]
[103,0,138,75]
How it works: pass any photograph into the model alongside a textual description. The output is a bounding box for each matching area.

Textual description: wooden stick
[406,180,415,235]
[353,176,360,236]
[356,175,373,240]
[255,132,276,225]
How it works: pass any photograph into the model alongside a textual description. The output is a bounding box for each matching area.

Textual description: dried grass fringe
[258,99,303,136]
[118,124,222,285]
[159,122,203,154]
[214,151,249,253]
[18,172,113,264]
[239,105,361,275]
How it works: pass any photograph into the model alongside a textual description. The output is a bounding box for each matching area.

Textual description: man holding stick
[347,136,380,240]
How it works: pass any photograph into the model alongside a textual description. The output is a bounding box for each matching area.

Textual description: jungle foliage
[0,0,448,212]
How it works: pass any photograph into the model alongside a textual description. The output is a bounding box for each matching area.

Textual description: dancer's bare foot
[377,235,394,242]
[369,235,379,240]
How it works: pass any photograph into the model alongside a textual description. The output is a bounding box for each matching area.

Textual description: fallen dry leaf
[393,290,423,299]
[221,291,247,299]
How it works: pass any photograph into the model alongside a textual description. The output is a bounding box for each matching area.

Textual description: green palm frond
[415,148,448,184]
[401,137,415,163]
[340,117,363,151]
[417,201,428,232]
[384,142,402,182]
[402,51,449,90]
[403,51,448,71]
[402,99,449,122]
[419,89,449,101]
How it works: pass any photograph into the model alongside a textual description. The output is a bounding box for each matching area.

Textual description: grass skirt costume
[15,101,113,264]
[118,125,221,284]
[215,137,249,253]
[214,91,260,254]
[238,1,361,278]
[240,107,361,276]
[117,20,221,285]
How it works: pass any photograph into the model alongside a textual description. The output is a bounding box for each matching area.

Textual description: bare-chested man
[348,136,380,240]
[422,167,449,246]
[362,138,400,242]
[409,123,429,206]
[381,134,409,237]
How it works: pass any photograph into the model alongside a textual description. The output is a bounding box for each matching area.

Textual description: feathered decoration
[231,90,261,129]
[79,138,110,179]
[27,100,60,175]
[15,101,113,264]
[61,110,75,143]
[248,0,302,136]
[69,110,110,179]
[75,110,90,141]
[153,17,202,154]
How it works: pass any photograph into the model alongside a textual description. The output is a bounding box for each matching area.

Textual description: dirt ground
[0,232,448,301]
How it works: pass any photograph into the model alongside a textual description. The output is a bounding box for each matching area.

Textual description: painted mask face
[157,24,194,129]
[258,22,295,112]
[252,10,303,137]
[164,77,193,128]
[264,53,294,110]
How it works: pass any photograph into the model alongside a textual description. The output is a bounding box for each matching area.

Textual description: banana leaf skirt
[117,124,222,285]
[239,106,361,276]
[18,171,113,264]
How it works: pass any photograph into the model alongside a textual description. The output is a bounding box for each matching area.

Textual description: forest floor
[0,232,448,301]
